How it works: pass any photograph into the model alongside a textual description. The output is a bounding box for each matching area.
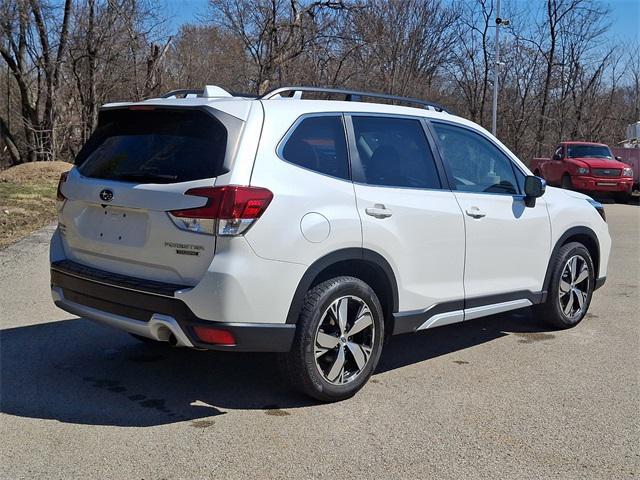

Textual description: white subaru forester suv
[51,86,611,401]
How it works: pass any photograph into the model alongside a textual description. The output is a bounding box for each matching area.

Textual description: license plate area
[76,205,149,247]
[596,182,616,187]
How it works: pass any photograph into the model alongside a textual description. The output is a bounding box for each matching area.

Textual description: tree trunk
[0,116,22,165]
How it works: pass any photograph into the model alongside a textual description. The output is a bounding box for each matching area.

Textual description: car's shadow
[1,309,555,427]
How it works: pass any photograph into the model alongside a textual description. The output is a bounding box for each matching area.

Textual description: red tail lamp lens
[170,186,273,220]
[193,326,236,346]
[168,186,273,236]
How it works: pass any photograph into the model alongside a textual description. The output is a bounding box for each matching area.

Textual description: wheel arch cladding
[285,248,399,336]
[542,226,600,299]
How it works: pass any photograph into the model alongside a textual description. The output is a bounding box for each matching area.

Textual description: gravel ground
[0,205,638,480]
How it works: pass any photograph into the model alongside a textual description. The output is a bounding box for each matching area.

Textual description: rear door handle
[465,207,486,219]
[365,204,393,219]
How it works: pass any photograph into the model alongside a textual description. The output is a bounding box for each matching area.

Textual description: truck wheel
[561,174,573,190]
[279,276,385,402]
[534,242,594,329]
[614,192,631,204]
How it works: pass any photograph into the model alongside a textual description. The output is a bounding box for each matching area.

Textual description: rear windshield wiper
[116,172,179,183]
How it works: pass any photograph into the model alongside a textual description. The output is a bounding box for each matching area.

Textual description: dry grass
[0,161,72,184]
[0,161,73,249]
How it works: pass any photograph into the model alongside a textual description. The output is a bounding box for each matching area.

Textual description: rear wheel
[535,242,594,329]
[279,276,385,402]
[561,174,573,190]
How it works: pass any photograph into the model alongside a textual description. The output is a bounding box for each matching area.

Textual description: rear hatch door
[58,106,240,285]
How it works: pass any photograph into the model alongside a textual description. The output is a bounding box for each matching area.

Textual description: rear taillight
[168,186,273,236]
[56,172,69,209]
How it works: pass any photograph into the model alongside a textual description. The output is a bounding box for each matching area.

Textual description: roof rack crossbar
[159,88,259,99]
[259,86,449,113]
[161,89,203,98]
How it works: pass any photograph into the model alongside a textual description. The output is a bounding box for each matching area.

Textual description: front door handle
[365,204,393,219]
[465,207,486,219]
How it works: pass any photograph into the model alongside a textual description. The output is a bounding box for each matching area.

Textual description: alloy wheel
[558,255,590,319]
[313,295,375,385]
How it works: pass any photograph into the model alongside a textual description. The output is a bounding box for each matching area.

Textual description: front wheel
[534,242,595,329]
[614,192,631,204]
[279,276,385,402]
[561,174,573,190]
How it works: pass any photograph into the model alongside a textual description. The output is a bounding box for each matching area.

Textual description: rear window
[76,109,228,183]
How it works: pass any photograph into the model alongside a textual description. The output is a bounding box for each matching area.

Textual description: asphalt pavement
[0,204,638,479]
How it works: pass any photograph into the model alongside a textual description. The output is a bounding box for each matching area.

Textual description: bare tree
[345,0,458,98]
[64,0,166,153]
[209,0,353,94]
[162,24,248,91]
[523,0,610,155]
[0,0,636,169]
[0,0,72,162]
[447,0,493,124]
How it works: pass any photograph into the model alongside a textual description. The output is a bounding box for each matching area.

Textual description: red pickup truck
[531,141,634,202]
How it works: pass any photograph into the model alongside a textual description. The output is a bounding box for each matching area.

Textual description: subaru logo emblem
[99,189,114,202]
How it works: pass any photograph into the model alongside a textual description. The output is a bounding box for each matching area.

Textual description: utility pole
[492,0,508,136]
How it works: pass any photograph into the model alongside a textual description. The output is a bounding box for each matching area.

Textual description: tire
[561,174,573,190]
[534,242,595,329]
[614,192,631,204]
[279,276,385,402]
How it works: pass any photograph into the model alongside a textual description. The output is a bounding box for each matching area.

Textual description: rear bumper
[50,262,295,352]
[572,176,633,193]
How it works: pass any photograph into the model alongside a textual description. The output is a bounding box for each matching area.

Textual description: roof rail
[259,86,450,113]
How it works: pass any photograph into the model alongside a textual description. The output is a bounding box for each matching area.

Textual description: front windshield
[567,145,612,159]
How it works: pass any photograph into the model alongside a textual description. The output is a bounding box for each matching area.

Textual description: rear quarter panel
[245,102,362,267]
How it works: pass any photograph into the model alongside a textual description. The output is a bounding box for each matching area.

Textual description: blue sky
[160,0,639,43]
[607,0,640,43]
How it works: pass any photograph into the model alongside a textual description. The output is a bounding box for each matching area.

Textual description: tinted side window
[281,115,349,179]
[432,122,520,195]
[351,116,441,189]
[554,146,563,159]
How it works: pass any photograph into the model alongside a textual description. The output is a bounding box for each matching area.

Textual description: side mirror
[524,175,546,207]
[615,156,622,161]
[552,153,562,160]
